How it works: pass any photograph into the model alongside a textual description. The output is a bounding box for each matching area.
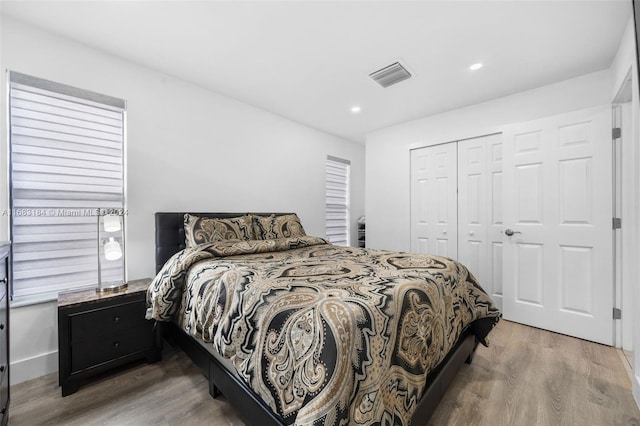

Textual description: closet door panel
[410,143,457,258]
[411,135,501,309]
[458,136,489,296]
[487,134,504,308]
[410,148,431,253]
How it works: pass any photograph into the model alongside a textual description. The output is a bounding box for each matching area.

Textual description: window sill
[10,285,96,308]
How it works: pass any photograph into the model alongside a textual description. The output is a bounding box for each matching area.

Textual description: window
[325,156,350,246]
[8,72,126,304]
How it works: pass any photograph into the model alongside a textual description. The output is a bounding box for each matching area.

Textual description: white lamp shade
[103,215,121,232]
[104,237,122,261]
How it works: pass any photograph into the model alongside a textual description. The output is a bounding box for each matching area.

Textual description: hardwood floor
[10,350,245,426]
[427,320,640,426]
[10,320,640,426]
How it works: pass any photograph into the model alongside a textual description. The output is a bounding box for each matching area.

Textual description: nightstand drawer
[70,324,155,372]
[70,299,148,342]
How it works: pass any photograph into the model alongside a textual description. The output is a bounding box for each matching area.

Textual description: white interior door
[502,106,613,345]
[458,134,503,308]
[410,143,457,258]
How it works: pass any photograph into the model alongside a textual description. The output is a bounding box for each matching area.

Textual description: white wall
[634,79,640,412]
[633,60,640,416]
[0,16,365,384]
[365,70,611,252]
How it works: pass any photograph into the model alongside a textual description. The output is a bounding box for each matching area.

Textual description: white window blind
[8,72,126,304]
[325,156,350,246]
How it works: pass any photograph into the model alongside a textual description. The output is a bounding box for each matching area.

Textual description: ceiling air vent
[369,62,412,88]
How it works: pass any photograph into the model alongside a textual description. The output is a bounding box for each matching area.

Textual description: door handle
[504,229,522,236]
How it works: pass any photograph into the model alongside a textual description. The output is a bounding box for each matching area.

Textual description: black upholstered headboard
[154,212,293,273]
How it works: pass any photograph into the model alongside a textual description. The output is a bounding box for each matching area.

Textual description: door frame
[612,71,636,351]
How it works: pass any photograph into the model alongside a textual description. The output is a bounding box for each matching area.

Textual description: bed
[148,212,501,425]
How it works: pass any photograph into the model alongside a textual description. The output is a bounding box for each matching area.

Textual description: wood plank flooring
[10,320,640,426]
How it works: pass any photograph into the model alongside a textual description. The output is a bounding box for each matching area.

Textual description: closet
[410,134,503,308]
[409,106,614,345]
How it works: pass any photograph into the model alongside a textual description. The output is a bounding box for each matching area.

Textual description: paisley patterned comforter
[147,236,500,425]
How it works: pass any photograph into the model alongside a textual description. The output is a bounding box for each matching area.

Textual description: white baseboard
[10,350,58,385]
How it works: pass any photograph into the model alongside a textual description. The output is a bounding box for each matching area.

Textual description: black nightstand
[58,278,161,396]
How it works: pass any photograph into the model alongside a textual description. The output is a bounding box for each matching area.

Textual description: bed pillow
[252,214,306,240]
[184,214,255,247]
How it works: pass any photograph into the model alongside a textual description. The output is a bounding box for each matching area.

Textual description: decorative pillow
[184,214,255,247]
[252,214,306,240]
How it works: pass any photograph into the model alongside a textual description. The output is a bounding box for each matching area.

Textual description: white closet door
[457,134,503,308]
[410,143,458,258]
[502,106,613,345]
[487,134,504,308]
[458,136,488,287]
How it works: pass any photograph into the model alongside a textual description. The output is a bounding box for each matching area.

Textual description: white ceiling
[0,0,632,143]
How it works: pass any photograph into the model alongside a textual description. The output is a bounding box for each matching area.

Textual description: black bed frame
[155,212,478,425]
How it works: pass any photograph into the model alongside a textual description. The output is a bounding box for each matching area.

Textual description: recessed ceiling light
[469,63,483,71]
[351,106,361,113]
